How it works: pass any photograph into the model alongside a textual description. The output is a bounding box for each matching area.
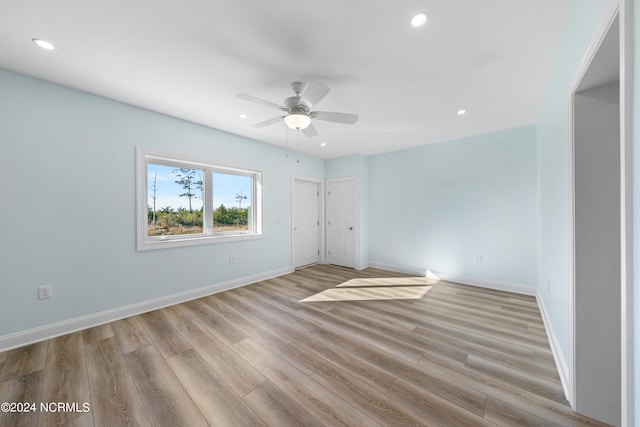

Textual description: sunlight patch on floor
[300,285,432,302]
[300,275,439,302]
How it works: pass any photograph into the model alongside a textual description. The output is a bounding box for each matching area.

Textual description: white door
[326,179,355,268]
[293,180,320,268]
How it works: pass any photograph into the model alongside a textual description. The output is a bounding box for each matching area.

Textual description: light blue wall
[367,125,538,286]
[0,69,324,337]
[536,0,610,364]
[325,154,369,268]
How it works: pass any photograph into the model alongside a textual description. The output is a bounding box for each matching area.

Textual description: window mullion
[254,173,262,234]
[204,168,214,235]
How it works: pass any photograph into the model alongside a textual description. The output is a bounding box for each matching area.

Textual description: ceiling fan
[236,81,358,137]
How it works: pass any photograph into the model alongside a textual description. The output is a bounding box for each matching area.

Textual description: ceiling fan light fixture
[284,113,311,130]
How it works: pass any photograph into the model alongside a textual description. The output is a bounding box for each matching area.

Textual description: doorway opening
[571,11,620,426]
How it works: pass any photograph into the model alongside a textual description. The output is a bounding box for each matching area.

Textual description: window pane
[147,164,204,236]
[212,172,252,233]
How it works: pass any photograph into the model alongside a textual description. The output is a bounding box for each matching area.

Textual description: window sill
[137,232,263,251]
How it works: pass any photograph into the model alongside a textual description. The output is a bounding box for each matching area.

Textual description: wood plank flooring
[0,265,610,426]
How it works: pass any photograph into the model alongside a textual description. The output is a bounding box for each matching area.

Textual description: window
[137,148,262,251]
[212,172,253,233]
[147,164,205,237]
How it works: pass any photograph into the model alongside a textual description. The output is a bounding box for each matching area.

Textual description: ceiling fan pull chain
[285,123,289,158]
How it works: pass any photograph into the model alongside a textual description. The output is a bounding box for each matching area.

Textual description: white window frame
[136,147,263,251]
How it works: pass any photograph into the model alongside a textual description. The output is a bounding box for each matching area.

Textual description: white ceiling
[0,0,571,159]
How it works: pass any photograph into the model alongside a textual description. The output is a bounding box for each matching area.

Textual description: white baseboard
[432,271,537,296]
[355,261,370,271]
[0,266,293,353]
[367,261,536,296]
[536,290,571,404]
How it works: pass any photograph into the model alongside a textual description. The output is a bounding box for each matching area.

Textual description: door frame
[291,175,325,268]
[326,177,359,269]
[568,1,634,424]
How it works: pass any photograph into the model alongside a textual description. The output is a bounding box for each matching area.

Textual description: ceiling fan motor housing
[284,96,310,112]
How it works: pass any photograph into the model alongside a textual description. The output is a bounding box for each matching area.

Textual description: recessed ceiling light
[457,109,467,115]
[410,12,428,27]
[320,143,327,147]
[32,38,55,51]
[239,113,248,119]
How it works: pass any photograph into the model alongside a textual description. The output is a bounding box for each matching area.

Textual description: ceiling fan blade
[236,93,285,111]
[302,123,318,137]
[299,81,330,107]
[311,111,358,124]
[252,116,284,128]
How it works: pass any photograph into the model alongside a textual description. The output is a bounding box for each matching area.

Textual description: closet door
[326,179,355,268]
[293,180,320,268]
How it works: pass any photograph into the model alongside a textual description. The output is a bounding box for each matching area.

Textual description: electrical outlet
[38,285,52,300]
[476,254,483,263]
[229,256,235,264]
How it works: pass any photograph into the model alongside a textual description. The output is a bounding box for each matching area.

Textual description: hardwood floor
[0,265,609,426]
